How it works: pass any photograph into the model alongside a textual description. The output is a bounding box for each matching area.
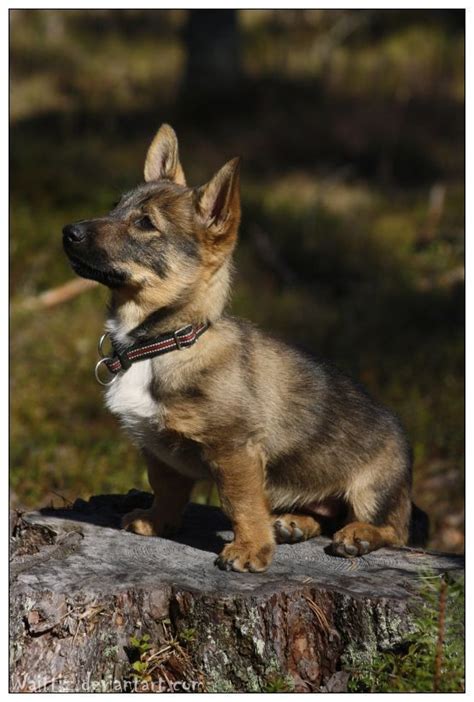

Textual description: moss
[262,672,295,692]
[103,645,119,660]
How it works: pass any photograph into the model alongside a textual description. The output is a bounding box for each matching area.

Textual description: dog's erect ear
[196,158,241,239]
[144,124,186,185]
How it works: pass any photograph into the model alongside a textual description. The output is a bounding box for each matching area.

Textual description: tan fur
[122,451,194,536]
[144,123,187,185]
[209,441,275,572]
[63,123,426,573]
[332,522,402,557]
[273,514,322,543]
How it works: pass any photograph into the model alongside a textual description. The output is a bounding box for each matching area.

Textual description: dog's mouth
[67,254,126,288]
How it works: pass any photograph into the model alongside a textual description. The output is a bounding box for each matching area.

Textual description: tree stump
[10,491,463,693]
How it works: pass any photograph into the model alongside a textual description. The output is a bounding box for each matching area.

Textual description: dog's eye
[134,216,156,231]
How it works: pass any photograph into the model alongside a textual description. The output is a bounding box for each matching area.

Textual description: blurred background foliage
[10,9,464,553]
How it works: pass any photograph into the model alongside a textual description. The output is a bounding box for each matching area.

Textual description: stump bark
[10,491,463,693]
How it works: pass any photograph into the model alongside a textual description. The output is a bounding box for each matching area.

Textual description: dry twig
[15,278,98,312]
[433,575,448,692]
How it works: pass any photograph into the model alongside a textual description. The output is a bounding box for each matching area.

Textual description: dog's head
[63,124,240,313]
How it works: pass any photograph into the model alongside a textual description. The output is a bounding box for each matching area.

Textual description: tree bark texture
[10,492,463,692]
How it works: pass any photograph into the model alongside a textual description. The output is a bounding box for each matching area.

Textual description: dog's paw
[273,514,321,544]
[121,508,157,536]
[331,522,384,557]
[215,541,274,573]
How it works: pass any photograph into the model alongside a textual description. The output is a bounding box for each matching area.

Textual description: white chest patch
[105,359,158,424]
[104,358,208,479]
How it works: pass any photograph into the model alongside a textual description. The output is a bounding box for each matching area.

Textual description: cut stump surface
[10,491,463,692]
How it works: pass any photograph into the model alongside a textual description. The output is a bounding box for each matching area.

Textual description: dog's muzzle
[62,223,87,245]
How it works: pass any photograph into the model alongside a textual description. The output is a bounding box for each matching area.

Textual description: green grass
[10,10,464,556]
[346,573,464,692]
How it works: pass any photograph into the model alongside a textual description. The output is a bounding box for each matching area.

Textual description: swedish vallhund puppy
[63,124,428,573]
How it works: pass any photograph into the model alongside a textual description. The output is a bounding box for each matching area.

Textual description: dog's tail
[409,502,430,547]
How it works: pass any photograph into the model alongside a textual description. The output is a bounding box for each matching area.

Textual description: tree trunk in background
[10,492,463,693]
[181,10,242,101]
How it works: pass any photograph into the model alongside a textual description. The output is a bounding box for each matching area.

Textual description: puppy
[63,124,427,572]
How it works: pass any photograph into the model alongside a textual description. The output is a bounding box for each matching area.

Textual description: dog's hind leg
[331,481,411,557]
[329,434,412,557]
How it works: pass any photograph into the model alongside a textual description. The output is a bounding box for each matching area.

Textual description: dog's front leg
[122,451,194,537]
[211,443,275,573]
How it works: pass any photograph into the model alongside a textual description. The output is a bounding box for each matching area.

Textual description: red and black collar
[95,322,210,385]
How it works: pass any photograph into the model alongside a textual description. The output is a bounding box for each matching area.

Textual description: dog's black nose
[63,223,86,244]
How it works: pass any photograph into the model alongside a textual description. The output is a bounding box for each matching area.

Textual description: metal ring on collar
[98,332,111,358]
[94,357,119,386]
